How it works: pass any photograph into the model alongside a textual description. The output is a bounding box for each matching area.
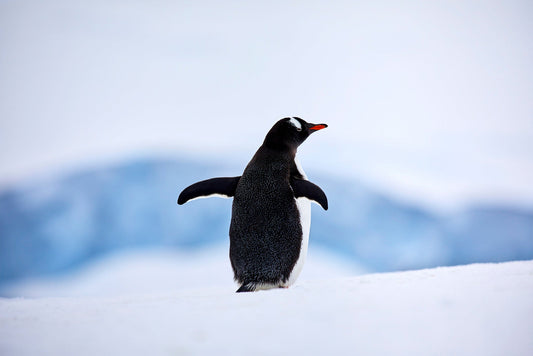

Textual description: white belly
[284,157,311,287]
[284,197,311,286]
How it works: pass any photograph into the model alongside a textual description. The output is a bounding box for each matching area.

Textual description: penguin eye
[288,117,302,131]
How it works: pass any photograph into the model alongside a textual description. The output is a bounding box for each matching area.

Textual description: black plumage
[178,117,328,292]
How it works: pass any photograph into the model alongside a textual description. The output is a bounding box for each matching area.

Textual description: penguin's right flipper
[290,178,328,210]
[178,176,241,205]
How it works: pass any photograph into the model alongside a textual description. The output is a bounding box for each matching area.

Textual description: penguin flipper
[178,176,240,205]
[290,178,328,210]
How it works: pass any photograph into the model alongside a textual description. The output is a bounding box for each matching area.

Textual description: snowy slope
[0,246,361,298]
[1,260,532,356]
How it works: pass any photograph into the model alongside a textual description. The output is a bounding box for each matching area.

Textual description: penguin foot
[236,282,291,293]
[236,283,255,293]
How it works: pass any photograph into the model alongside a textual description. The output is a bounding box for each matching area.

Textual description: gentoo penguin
[178,117,328,292]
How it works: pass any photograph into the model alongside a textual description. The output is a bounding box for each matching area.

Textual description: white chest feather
[285,197,311,286]
[285,157,311,287]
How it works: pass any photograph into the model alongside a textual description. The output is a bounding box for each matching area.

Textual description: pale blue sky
[1,0,532,210]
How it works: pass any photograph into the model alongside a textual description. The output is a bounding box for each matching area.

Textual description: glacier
[0,157,532,287]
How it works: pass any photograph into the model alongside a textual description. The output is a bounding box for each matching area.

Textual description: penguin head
[264,117,328,151]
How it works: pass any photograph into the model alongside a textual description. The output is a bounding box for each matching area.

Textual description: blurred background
[1,0,532,297]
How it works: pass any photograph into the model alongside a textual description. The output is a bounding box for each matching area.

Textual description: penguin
[178,117,328,292]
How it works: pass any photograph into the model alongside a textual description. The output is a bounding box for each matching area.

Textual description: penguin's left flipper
[178,176,241,205]
[290,178,328,210]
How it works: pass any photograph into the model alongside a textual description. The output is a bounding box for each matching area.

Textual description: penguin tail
[236,283,256,293]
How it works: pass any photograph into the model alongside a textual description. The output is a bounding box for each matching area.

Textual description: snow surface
[0,246,361,298]
[1,260,532,356]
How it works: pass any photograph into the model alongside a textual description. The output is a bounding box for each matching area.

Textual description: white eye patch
[288,117,302,130]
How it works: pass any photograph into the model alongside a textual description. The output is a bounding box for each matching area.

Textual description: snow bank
[0,246,361,298]
[1,260,532,356]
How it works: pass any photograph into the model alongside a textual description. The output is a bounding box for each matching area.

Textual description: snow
[1,260,532,356]
[0,246,361,298]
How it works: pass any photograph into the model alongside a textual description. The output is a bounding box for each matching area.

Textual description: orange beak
[309,124,327,131]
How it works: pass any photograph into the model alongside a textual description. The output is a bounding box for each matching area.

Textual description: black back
[177,117,328,290]
[229,146,302,285]
[229,117,327,287]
